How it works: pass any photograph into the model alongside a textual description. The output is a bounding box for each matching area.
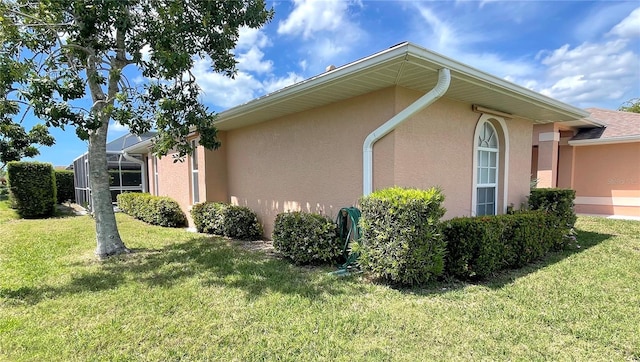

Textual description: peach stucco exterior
[148,86,536,237]
[532,121,640,218]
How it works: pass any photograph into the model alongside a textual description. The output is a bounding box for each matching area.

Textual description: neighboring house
[73,132,156,208]
[119,42,599,236]
[532,108,640,217]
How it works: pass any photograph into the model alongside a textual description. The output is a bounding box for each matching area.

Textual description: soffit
[215,43,589,131]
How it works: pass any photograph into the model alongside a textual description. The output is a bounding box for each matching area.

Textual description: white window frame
[190,139,199,204]
[153,156,159,196]
[471,114,510,216]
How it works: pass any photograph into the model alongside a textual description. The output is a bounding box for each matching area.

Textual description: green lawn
[1,203,639,361]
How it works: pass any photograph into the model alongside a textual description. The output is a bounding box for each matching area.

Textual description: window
[153,156,159,196]
[476,121,499,216]
[190,140,199,204]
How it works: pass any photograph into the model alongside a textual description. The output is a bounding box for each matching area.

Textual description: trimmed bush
[354,186,446,286]
[442,211,565,279]
[220,205,263,240]
[117,192,186,227]
[529,188,576,225]
[190,202,263,240]
[191,202,226,234]
[54,170,75,204]
[272,211,341,265]
[528,188,577,250]
[6,161,56,218]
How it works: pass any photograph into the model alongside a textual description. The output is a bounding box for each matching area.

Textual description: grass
[1,202,639,361]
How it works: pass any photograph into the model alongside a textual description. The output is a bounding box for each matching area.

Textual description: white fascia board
[215,44,411,128]
[404,44,590,120]
[215,42,589,129]
[568,135,640,146]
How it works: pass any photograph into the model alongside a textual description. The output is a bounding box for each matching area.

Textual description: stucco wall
[393,91,477,217]
[506,117,535,211]
[147,135,208,225]
[393,88,533,217]
[225,87,397,236]
[572,142,640,216]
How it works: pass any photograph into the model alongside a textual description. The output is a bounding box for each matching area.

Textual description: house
[73,132,156,208]
[532,108,640,217]
[117,42,600,236]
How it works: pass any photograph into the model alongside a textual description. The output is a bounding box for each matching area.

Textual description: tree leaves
[1,0,273,158]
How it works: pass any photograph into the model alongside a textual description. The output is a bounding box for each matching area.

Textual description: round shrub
[191,202,226,234]
[354,186,446,286]
[272,211,341,265]
[191,202,263,240]
[220,205,263,240]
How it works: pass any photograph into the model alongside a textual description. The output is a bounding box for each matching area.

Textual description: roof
[106,132,157,153]
[570,108,640,145]
[214,42,591,131]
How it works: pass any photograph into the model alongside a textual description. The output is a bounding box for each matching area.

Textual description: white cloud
[237,26,271,50]
[607,7,640,38]
[277,0,366,72]
[263,72,305,94]
[192,58,304,109]
[236,46,273,74]
[192,58,263,109]
[537,39,639,107]
[278,0,354,39]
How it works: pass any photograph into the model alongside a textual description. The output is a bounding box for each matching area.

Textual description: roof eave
[568,135,640,146]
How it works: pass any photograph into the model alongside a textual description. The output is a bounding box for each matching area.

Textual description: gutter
[362,67,451,196]
[569,134,640,146]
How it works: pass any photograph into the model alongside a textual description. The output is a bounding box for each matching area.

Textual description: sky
[22,0,640,167]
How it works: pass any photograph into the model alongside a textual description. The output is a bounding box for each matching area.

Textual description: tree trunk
[89,121,129,258]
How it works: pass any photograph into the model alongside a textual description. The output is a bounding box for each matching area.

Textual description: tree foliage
[0,0,273,257]
[618,97,640,114]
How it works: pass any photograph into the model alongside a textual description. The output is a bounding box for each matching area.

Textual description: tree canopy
[0,0,273,257]
[618,98,640,114]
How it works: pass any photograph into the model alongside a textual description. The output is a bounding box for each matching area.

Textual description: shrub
[354,187,446,286]
[191,202,225,234]
[6,162,57,218]
[272,211,341,265]
[116,192,186,227]
[528,188,576,225]
[191,202,263,240]
[220,205,263,240]
[442,211,564,279]
[54,170,75,204]
[528,188,577,250]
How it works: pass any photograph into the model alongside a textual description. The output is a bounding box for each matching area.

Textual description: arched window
[475,121,499,216]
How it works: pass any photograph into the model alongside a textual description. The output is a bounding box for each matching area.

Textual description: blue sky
[24,0,640,167]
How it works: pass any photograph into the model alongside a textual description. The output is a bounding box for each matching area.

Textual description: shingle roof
[572,108,640,141]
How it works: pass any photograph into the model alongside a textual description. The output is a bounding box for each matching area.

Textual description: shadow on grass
[1,236,365,306]
[404,227,614,296]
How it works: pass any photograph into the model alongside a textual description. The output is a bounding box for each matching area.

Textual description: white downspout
[363,67,451,195]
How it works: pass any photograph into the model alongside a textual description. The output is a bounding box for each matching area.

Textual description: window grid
[476,122,498,216]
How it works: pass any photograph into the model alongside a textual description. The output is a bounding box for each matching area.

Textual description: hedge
[354,186,447,286]
[272,211,341,265]
[190,202,263,240]
[528,188,576,250]
[117,192,186,227]
[442,211,565,279]
[6,161,57,218]
[55,170,75,204]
